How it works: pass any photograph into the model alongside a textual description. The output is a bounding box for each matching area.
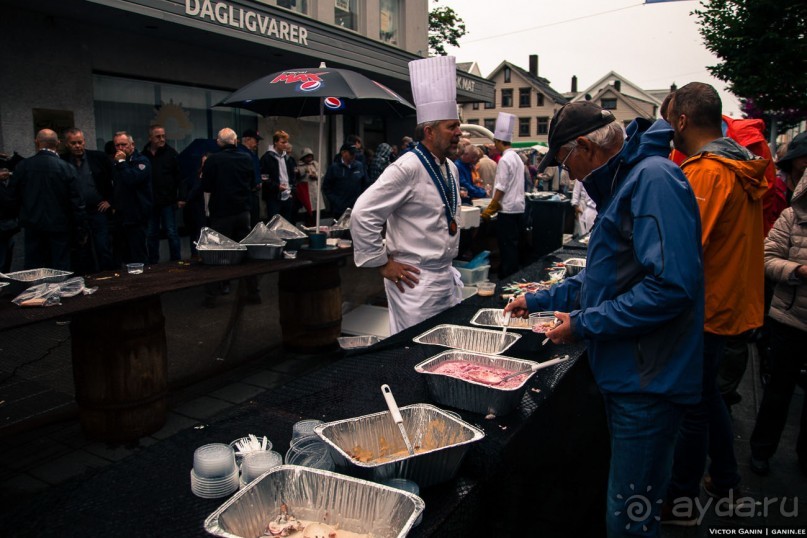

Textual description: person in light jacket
[749,168,807,476]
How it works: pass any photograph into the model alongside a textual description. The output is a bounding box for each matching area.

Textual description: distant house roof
[457,61,483,77]
[488,60,568,105]
[571,70,662,107]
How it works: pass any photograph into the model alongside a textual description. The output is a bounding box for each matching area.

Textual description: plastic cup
[292,419,323,439]
[126,263,144,274]
[193,443,236,479]
[229,436,273,464]
[476,281,496,297]
[286,442,334,470]
[529,312,559,334]
[381,478,422,525]
[307,232,327,249]
[241,450,282,484]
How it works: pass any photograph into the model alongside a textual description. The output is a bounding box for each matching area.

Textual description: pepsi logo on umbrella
[324,97,344,110]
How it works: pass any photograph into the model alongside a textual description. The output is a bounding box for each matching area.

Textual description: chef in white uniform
[481,112,526,278]
[351,56,463,334]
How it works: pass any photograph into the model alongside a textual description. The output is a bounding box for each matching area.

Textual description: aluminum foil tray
[412,324,521,355]
[198,248,247,265]
[414,350,540,416]
[204,465,424,538]
[266,215,307,237]
[338,335,382,350]
[1,268,73,295]
[314,403,484,488]
[469,308,533,331]
[241,243,284,260]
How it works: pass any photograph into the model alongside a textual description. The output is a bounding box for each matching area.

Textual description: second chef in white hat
[350,56,464,335]
[481,112,526,278]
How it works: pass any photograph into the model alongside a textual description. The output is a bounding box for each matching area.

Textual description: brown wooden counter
[0,248,352,441]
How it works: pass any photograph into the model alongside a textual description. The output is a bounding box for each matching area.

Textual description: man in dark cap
[504,101,704,536]
[238,128,263,226]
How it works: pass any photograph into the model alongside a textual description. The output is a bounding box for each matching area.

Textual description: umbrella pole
[315,97,324,231]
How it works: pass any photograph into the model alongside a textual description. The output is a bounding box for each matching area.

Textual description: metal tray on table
[415,350,541,416]
[197,246,247,265]
[204,465,424,538]
[470,308,533,330]
[413,324,521,355]
[0,268,73,295]
[314,403,484,488]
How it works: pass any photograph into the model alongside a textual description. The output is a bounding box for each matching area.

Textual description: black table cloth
[0,249,609,537]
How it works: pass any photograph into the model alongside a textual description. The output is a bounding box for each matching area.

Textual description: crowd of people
[0,124,422,275]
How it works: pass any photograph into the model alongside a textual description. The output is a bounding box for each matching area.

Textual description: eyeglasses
[559,146,576,173]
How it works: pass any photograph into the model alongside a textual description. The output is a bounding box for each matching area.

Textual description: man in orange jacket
[663,82,769,525]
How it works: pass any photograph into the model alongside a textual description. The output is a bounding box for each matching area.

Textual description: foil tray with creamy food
[204,465,423,538]
[314,404,484,488]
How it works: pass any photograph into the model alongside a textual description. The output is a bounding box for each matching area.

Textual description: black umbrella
[218,66,415,118]
[218,64,416,234]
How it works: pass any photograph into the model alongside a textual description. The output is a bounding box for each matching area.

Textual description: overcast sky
[433,0,742,116]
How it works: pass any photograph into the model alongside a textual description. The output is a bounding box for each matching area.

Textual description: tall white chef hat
[409,56,459,125]
[494,112,517,143]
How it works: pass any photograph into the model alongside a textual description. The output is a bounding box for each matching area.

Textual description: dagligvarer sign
[185,0,309,45]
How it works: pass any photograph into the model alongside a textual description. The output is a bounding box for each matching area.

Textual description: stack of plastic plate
[191,443,239,499]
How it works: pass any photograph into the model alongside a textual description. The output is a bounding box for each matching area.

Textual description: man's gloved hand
[480,199,501,221]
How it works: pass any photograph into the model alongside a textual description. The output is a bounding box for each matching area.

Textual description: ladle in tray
[381,384,415,456]
[494,354,571,385]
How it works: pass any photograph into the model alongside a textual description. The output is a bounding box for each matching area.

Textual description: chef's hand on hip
[380,260,420,292]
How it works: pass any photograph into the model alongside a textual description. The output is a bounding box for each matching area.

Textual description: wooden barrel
[71,296,168,442]
[278,262,342,353]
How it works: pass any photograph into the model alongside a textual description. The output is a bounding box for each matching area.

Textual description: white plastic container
[458,206,481,229]
[452,260,491,285]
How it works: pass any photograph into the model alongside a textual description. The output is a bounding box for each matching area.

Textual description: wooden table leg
[70,296,168,442]
[278,262,342,353]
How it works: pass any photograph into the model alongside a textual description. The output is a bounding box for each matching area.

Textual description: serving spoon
[381,384,415,456]
[494,354,571,385]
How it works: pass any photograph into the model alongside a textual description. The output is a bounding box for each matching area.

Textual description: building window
[379,0,399,45]
[335,0,358,31]
[501,89,513,108]
[92,74,257,152]
[537,116,549,135]
[504,67,511,83]
[472,102,480,110]
[601,98,617,110]
[467,119,480,125]
[484,118,496,132]
[519,88,531,108]
[536,93,545,107]
[276,0,308,14]
[519,117,530,137]
[485,91,495,109]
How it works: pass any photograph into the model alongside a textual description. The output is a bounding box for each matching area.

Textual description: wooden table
[0,249,351,442]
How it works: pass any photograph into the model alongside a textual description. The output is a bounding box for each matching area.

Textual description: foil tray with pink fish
[414,350,542,416]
